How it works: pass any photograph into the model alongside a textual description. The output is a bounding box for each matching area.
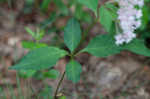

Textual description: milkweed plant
[10,0,150,98]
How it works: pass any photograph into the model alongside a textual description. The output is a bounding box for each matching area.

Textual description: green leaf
[18,70,36,78]
[58,96,67,99]
[25,27,35,37]
[123,39,150,57]
[66,60,82,83]
[43,69,60,79]
[75,4,92,23]
[140,6,149,30]
[78,0,98,16]
[23,0,34,14]
[64,18,81,52]
[54,0,69,15]
[22,41,48,50]
[25,27,45,41]
[0,0,5,3]
[99,6,114,32]
[82,34,121,57]
[10,47,68,70]
[39,85,53,99]
[35,29,45,41]
[68,0,77,6]
[39,12,57,29]
[105,3,118,19]
[41,0,51,12]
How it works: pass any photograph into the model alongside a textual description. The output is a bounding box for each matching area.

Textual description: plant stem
[54,71,66,99]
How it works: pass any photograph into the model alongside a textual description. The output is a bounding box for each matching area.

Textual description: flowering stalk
[115,0,144,45]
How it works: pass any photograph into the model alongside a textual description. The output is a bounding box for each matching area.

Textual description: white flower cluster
[115,0,144,45]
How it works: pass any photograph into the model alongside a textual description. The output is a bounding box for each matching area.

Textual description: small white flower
[137,0,144,7]
[114,0,144,45]
[115,34,125,45]
[135,20,142,28]
[136,10,143,19]
[115,32,136,45]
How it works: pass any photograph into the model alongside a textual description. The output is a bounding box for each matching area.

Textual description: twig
[54,71,66,99]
